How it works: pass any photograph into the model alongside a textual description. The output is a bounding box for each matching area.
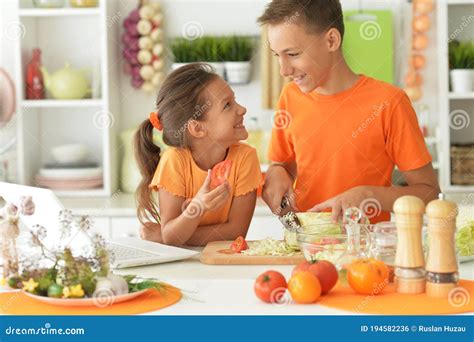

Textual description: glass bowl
[296,223,372,266]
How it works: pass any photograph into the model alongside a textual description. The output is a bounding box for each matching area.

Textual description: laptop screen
[0,182,64,237]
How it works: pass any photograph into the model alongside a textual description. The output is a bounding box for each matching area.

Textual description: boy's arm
[262,160,298,214]
[185,190,257,246]
[310,163,440,221]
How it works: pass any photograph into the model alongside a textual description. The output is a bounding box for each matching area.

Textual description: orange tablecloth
[319,279,474,314]
[0,285,181,315]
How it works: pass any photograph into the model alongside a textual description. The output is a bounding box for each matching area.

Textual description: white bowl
[51,144,89,164]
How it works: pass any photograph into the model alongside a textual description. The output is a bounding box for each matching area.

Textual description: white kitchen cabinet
[14,0,121,197]
[437,0,474,192]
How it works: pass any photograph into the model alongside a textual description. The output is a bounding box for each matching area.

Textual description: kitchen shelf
[14,0,120,198]
[19,8,100,17]
[445,185,474,192]
[54,188,108,197]
[447,0,474,5]
[449,92,474,100]
[437,2,474,193]
[21,99,104,108]
[424,136,439,145]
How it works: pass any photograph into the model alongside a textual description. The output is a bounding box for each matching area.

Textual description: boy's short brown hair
[257,0,345,40]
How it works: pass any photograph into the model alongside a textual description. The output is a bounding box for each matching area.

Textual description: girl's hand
[183,170,231,217]
[140,222,163,243]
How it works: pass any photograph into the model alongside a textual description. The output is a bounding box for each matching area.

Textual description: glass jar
[70,0,98,7]
[33,0,65,8]
[370,221,397,282]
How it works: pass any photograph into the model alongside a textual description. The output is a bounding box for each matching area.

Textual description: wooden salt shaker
[393,195,426,294]
[425,193,459,298]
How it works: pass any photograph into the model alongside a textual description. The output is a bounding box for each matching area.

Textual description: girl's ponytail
[134,119,161,225]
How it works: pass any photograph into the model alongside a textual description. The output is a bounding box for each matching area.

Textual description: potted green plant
[170,38,199,71]
[449,40,474,93]
[222,36,255,84]
[194,36,226,78]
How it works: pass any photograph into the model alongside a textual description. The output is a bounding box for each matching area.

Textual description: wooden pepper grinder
[425,193,459,297]
[394,195,426,294]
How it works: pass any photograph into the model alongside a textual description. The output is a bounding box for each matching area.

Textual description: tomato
[346,258,390,295]
[254,270,287,304]
[230,236,248,253]
[292,260,338,294]
[288,271,321,304]
[210,160,232,189]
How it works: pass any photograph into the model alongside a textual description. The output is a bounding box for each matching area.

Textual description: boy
[258,0,440,222]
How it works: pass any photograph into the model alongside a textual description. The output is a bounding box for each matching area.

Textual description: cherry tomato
[254,270,287,304]
[292,260,338,294]
[288,271,321,304]
[230,236,249,253]
[347,258,390,295]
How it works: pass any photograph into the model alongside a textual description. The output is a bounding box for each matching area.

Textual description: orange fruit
[346,258,390,295]
[288,271,321,304]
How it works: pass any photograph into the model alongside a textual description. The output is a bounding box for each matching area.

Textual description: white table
[116,252,474,315]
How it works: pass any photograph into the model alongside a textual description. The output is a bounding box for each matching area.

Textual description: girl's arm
[158,170,232,246]
[185,190,257,246]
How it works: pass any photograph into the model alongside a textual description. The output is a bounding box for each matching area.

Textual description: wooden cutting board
[200,241,305,265]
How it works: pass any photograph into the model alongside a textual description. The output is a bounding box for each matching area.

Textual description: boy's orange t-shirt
[150,142,262,225]
[268,75,432,222]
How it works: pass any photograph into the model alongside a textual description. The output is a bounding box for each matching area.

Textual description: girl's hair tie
[149,111,163,131]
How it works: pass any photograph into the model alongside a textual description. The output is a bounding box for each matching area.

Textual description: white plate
[38,167,103,179]
[459,255,474,263]
[23,289,149,307]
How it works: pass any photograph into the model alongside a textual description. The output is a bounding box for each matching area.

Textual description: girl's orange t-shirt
[268,75,432,222]
[150,142,262,225]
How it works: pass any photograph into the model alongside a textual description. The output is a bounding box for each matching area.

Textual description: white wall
[1,0,440,182]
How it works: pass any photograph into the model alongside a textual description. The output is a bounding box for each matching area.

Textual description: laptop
[0,182,199,268]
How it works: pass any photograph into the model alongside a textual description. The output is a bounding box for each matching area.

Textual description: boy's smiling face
[268,22,339,94]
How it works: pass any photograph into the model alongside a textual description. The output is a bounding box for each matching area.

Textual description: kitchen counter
[58,192,474,314]
[116,253,473,315]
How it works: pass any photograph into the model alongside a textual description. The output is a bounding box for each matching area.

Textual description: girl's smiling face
[201,77,248,145]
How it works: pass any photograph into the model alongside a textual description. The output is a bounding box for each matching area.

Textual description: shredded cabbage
[241,239,301,257]
[456,221,474,257]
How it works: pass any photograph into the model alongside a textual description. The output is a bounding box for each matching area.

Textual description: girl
[134,63,262,247]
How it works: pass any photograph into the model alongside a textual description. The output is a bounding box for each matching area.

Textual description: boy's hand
[309,186,375,222]
[262,164,299,215]
[186,170,231,216]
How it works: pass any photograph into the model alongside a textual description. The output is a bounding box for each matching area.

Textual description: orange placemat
[319,279,474,315]
[0,285,181,315]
